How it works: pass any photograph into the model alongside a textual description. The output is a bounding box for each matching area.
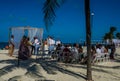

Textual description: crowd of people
[8,35,117,64]
[8,35,61,60]
[8,35,41,60]
[53,42,116,63]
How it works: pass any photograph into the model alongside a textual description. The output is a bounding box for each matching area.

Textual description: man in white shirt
[96,45,103,58]
[96,48,102,54]
[32,37,40,55]
[47,36,55,51]
[56,39,61,46]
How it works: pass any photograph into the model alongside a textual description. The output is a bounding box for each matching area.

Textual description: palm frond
[116,32,120,39]
[43,0,65,32]
[110,26,116,33]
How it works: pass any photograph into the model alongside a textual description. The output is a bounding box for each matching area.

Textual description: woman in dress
[18,36,30,60]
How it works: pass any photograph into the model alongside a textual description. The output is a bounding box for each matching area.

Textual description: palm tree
[85,0,92,81]
[103,27,117,44]
[110,26,116,34]
[43,0,93,81]
[43,0,64,32]
[110,27,116,39]
[103,32,113,40]
[116,32,120,39]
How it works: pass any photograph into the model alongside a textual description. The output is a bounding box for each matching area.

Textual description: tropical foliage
[103,26,116,40]
[103,32,113,40]
[43,0,65,32]
[116,32,120,39]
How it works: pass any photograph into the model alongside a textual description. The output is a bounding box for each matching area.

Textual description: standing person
[56,39,61,46]
[32,37,40,55]
[110,43,116,60]
[9,35,15,57]
[47,36,55,52]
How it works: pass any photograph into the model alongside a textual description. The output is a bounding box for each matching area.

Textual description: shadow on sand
[0,56,87,81]
[0,55,120,81]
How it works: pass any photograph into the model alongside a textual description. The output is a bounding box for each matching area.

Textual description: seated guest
[62,45,71,63]
[71,43,79,62]
[55,44,62,61]
[104,45,108,53]
[101,45,105,53]
[96,44,102,54]
[91,45,96,61]
[56,44,61,51]
[78,45,83,53]
[44,39,49,54]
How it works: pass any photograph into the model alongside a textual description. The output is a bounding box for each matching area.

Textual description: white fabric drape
[10,27,43,49]
[12,28,24,49]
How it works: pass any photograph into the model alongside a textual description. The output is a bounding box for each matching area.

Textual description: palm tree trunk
[85,0,92,81]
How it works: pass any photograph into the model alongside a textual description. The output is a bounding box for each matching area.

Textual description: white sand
[0,48,120,81]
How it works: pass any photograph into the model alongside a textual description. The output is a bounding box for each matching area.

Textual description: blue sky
[0,0,120,43]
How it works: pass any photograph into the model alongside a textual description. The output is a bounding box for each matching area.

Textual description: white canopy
[9,26,43,49]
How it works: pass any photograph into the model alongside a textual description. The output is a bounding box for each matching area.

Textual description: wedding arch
[9,26,43,49]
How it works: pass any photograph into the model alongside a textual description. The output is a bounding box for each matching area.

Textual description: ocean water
[0,42,9,49]
[0,40,105,49]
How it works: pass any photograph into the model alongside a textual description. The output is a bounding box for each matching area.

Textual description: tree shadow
[0,57,45,80]
[1,55,120,81]
[93,64,120,69]
[0,59,18,77]
[0,56,86,80]
[111,54,120,64]
[37,59,87,80]
[115,59,120,63]
[45,60,120,79]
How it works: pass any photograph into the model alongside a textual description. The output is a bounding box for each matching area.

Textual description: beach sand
[0,48,120,81]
